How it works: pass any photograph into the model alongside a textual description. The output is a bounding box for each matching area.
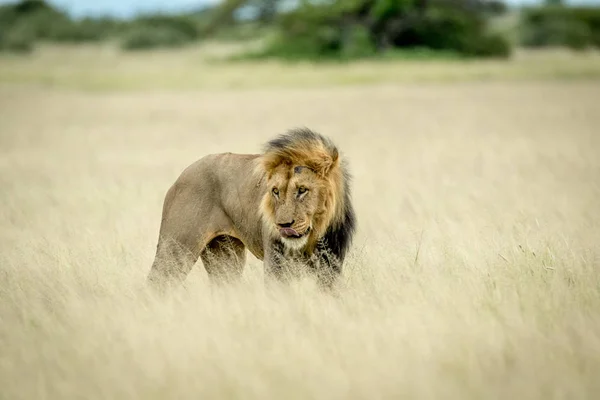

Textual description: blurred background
[0,0,599,86]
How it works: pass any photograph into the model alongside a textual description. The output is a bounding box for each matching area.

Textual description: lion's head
[256,128,353,254]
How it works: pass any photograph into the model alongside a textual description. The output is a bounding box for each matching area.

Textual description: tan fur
[147,129,352,290]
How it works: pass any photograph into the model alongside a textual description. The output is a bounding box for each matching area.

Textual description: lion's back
[175,152,258,188]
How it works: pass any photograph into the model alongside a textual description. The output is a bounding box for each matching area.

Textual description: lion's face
[262,163,326,249]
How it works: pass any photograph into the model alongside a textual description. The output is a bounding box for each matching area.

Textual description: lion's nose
[277,220,295,228]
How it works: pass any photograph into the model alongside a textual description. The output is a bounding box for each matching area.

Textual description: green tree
[253,0,512,60]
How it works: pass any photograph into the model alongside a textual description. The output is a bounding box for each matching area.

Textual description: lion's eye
[272,188,279,196]
[298,187,308,195]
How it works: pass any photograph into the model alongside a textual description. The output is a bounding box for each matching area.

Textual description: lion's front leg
[263,238,343,292]
[309,240,343,292]
[263,240,290,288]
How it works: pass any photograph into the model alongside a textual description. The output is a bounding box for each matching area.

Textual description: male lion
[146,128,356,291]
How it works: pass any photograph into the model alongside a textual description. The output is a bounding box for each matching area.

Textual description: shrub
[119,14,201,51]
[521,6,600,50]
[4,0,72,41]
[131,15,200,41]
[50,18,122,43]
[121,26,191,51]
[0,1,122,46]
[0,24,34,53]
[461,33,512,58]
[341,25,377,59]
[564,21,593,50]
[257,0,512,61]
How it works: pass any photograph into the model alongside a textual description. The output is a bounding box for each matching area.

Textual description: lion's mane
[256,128,356,260]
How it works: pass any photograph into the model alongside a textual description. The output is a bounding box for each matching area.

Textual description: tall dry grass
[1,80,599,399]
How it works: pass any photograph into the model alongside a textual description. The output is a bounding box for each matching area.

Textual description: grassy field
[1,44,600,90]
[1,46,600,399]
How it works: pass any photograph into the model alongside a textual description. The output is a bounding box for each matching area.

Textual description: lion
[146,128,356,291]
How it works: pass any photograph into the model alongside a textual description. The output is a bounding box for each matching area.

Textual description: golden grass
[1,68,600,398]
[0,44,600,91]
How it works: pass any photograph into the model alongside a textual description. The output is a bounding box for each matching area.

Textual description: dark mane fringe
[261,127,339,178]
[263,127,337,156]
[323,161,356,262]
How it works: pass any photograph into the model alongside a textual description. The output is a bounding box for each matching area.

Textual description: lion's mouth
[279,227,310,239]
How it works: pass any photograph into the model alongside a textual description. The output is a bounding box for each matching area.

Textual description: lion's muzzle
[279,226,310,239]
[279,227,301,238]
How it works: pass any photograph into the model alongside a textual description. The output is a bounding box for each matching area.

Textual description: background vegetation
[1,0,599,59]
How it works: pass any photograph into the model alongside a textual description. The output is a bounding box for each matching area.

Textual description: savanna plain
[1,46,600,400]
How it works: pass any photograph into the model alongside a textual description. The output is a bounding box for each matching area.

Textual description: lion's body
[160,152,267,260]
[147,128,356,290]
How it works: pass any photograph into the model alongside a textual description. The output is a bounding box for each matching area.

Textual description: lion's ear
[314,148,340,177]
[331,147,339,166]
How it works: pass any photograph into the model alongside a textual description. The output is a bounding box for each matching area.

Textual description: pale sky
[1,0,219,17]
[1,0,599,18]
